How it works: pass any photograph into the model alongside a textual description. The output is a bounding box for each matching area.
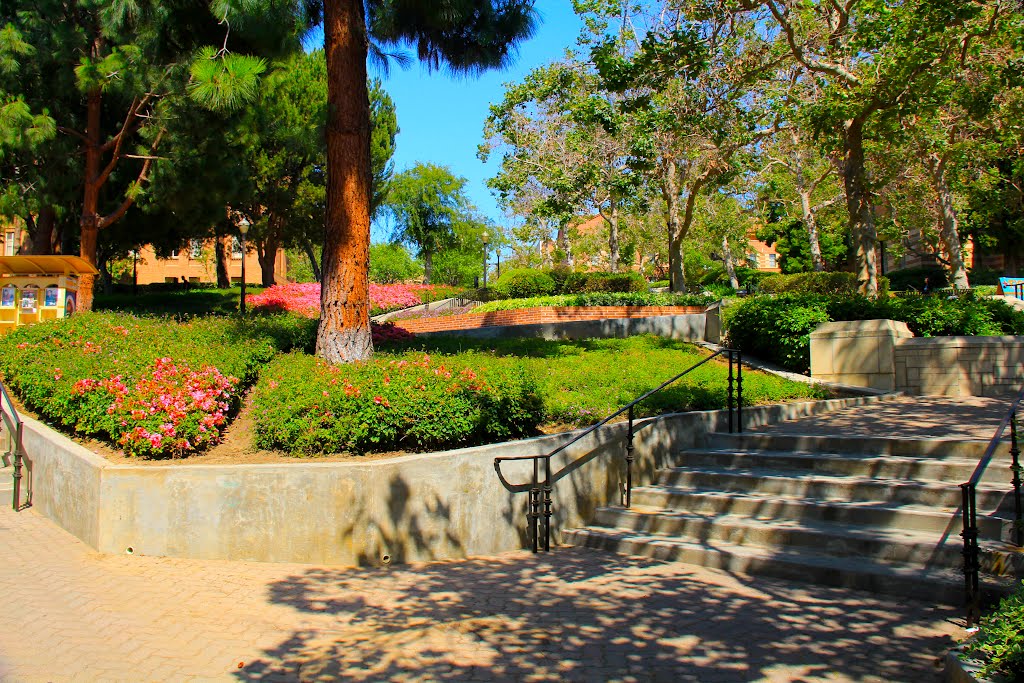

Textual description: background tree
[386,163,471,284]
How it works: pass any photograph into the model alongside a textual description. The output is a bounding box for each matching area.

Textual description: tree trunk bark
[316,0,373,363]
[795,171,825,271]
[215,233,230,288]
[423,250,433,285]
[842,118,878,296]
[556,220,571,266]
[663,161,686,293]
[723,236,740,291]
[607,199,620,273]
[301,237,322,282]
[78,86,103,312]
[27,206,56,255]
[927,155,970,290]
[258,236,280,287]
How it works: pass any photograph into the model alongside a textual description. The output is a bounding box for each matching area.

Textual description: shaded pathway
[0,500,960,682]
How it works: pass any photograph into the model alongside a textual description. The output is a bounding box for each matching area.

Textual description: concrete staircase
[564,432,1024,604]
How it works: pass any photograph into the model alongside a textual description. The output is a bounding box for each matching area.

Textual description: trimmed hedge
[562,270,648,294]
[493,268,556,299]
[472,291,716,313]
[0,313,314,457]
[725,293,1024,373]
[758,271,890,296]
[250,352,544,454]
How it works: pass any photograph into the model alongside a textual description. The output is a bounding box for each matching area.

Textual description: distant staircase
[564,431,1023,605]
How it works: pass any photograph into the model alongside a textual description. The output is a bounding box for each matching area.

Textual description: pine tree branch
[98,128,164,230]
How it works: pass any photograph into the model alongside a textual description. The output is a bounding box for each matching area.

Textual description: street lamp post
[239,219,249,315]
[481,231,490,289]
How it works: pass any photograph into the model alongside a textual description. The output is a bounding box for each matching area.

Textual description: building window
[190,239,203,259]
[748,253,759,268]
[4,230,15,256]
[170,249,180,259]
[231,237,243,259]
[768,253,777,269]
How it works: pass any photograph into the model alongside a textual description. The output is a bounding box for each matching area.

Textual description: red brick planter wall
[393,306,706,334]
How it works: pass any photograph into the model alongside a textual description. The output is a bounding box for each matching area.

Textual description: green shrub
[965,580,1024,681]
[493,268,556,299]
[0,313,301,457]
[724,295,830,372]
[544,266,573,294]
[472,291,716,313]
[758,272,861,295]
[885,266,947,292]
[648,279,670,289]
[562,270,648,294]
[250,352,544,454]
[369,243,421,284]
[724,293,1024,373]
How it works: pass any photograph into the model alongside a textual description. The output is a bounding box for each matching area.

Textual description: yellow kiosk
[0,256,98,335]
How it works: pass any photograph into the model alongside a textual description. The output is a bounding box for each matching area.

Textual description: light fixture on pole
[239,218,250,315]
[481,231,490,289]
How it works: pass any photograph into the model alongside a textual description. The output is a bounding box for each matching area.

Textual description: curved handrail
[495,347,744,552]
[958,383,1024,627]
[0,378,27,511]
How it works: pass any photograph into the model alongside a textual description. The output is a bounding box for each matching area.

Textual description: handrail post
[543,457,552,552]
[727,350,735,434]
[960,482,981,627]
[737,351,744,433]
[12,421,22,512]
[624,405,635,508]
[530,458,540,553]
[1011,412,1023,547]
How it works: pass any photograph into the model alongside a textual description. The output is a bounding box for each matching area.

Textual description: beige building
[130,239,286,286]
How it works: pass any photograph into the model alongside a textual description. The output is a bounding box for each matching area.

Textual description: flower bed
[248,282,464,317]
[0,313,310,458]
[251,352,543,454]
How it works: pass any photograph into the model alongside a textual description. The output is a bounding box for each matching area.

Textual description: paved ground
[0,497,962,683]
[755,395,1010,441]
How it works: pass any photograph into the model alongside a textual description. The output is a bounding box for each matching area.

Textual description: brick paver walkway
[0,497,961,682]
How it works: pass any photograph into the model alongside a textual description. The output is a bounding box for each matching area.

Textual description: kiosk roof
[0,255,99,276]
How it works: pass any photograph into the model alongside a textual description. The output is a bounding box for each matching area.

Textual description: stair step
[591,506,1023,575]
[651,467,1010,510]
[675,448,1014,484]
[628,486,1013,538]
[705,432,993,459]
[562,527,1018,605]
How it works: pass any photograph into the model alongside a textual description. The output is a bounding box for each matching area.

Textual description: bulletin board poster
[1,287,13,308]
[44,287,59,307]
[64,292,76,318]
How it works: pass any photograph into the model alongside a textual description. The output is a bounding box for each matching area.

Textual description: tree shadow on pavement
[236,548,957,682]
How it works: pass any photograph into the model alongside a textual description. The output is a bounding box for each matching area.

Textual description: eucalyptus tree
[316,0,538,363]
[579,0,775,291]
[737,0,1007,295]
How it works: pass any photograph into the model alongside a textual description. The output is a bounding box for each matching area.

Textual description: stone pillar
[810,319,913,391]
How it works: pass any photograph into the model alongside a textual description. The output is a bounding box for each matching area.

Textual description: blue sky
[308,4,584,244]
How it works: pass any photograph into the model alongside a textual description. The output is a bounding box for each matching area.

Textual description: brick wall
[394,305,706,334]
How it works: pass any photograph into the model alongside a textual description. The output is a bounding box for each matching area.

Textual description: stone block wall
[810,319,914,391]
[895,336,1024,397]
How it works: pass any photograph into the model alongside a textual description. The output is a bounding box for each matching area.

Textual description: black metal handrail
[495,348,744,553]
[959,384,1024,626]
[0,378,27,511]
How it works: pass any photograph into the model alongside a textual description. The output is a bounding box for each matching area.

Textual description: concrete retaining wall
[415,313,714,343]
[5,394,893,566]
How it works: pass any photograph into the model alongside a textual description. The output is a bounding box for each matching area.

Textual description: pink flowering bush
[0,313,294,458]
[248,282,463,317]
[251,351,543,454]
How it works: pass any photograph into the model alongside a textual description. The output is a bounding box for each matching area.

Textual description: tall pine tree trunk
[78,87,103,312]
[301,237,322,282]
[215,232,230,288]
[258,236,280,287]
[842,118,878,296]
[926,155,970,290]
[316,0,373,363]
